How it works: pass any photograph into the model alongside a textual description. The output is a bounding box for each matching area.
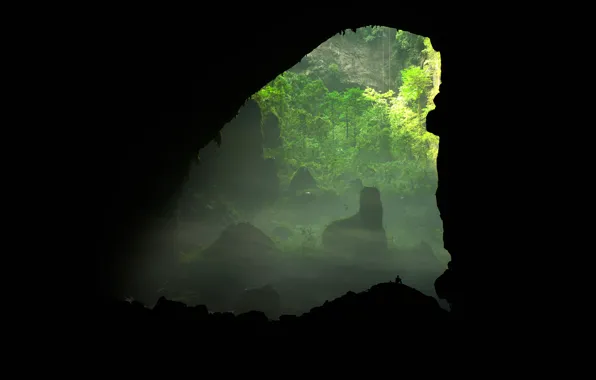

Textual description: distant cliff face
[292,28,426,92]
[301,33,387,91]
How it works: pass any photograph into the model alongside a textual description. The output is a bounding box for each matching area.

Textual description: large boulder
[188,100,280,208]
[322,187,389,259]
[202,222,279,265]
[190,223,281,311]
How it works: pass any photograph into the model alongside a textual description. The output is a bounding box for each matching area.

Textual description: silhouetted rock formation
[322,187,388,258]
[301,276,447,326]
[434,264,463,313]
[218,100,279,206]
[187,223,281,311]
[219,99,264,160]
[234,284,281,319]
[101,278,450,339]
[186,100,279,209]
[262,113,282,148]
[202,222,278,263]
[288,166,317,194]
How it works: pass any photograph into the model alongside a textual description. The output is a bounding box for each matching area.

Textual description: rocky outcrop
[322,186,388,258]
[288,166,317,194]
[190,100,280,208]
[300,32,389,91]
[233,284,282,319]
[201,222,279,263]
[99,278,450,340]
[262,113,282,148]
[294,28,424,93]
[182,223,281,312]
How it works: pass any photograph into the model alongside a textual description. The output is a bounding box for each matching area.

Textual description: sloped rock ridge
[99,278,451,341]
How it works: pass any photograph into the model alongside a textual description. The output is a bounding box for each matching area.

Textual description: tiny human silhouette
[322,186,388,257]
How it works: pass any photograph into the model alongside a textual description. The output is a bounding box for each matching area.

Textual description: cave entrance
[163,27,447,315]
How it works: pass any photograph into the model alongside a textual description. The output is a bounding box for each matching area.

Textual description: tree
[400,66,432,127]
[339,87,366,142]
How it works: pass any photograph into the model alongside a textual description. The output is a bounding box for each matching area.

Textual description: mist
[126,27,448,317]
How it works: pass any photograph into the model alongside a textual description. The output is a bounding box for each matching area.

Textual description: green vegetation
[180,28,447,265]
[253,32,441,197]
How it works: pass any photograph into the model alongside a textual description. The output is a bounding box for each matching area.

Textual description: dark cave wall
[90,6,502,316]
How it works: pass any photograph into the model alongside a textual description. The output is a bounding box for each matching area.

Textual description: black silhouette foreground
[322,186,389,258]
[233,284,282,319]
[100,277,450,342]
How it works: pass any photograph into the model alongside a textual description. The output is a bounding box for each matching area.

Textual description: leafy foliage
[252,35,441,197]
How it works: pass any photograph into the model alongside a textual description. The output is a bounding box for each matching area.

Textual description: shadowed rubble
[99,277,450,342]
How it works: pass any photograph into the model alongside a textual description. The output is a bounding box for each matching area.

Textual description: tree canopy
[252,33,441,197]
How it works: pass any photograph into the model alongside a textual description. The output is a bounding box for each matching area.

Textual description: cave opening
[127,27,449,318]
